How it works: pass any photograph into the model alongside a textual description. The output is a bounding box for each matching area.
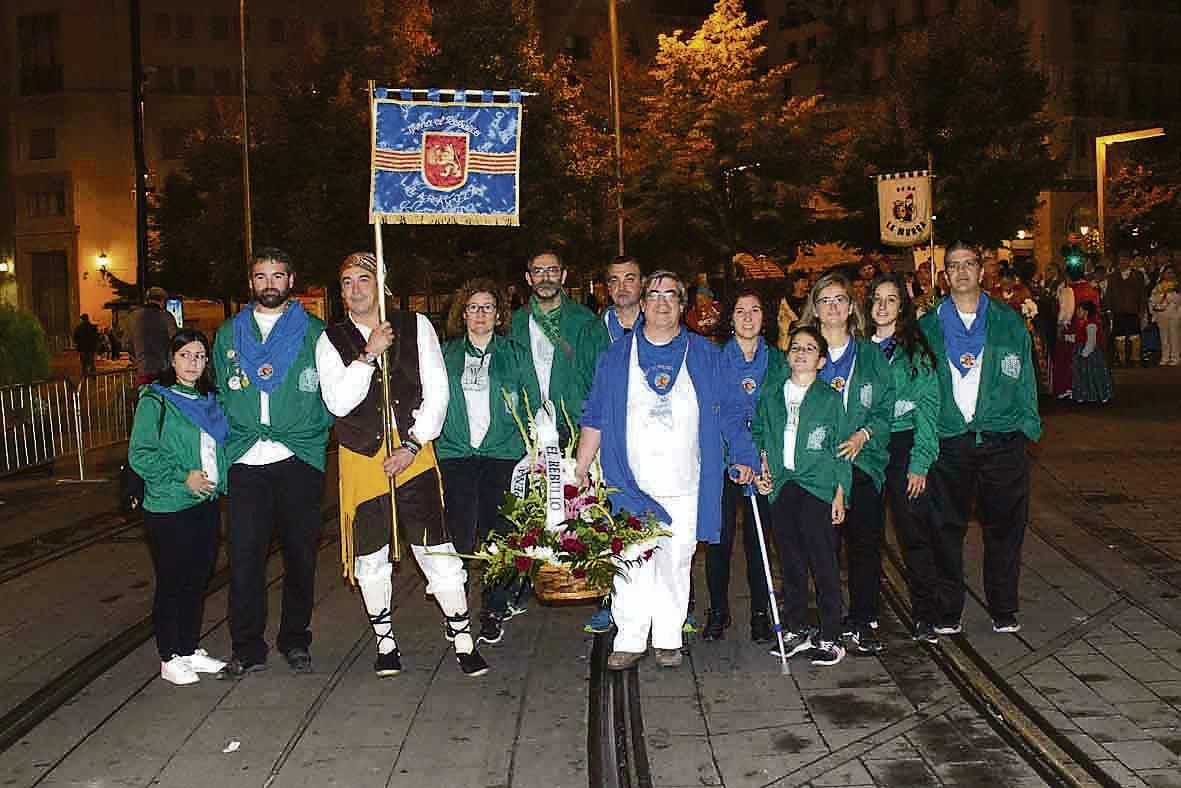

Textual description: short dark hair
[944,240,979,259]
[787,324,828,357]
[252,246,293,272]
[157,328,216,395]
[527,250,564,271]
[605,255,641,279]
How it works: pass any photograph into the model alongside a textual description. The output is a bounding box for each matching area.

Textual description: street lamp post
[1095,127,1165,252]
[239,0,254,264]
[607,0,626,255]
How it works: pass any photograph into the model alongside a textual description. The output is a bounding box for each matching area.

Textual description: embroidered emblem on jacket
[894,399,916,418]
[298,367,320,392]
[859,383,873,409]
[1001,353,1021,379]
[806,426,827,451]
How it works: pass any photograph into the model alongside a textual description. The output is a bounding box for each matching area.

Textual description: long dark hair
[726,287,766,335]
[867,272,937,376]
[157,328,216,395]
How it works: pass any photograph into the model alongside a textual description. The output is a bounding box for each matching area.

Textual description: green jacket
[834,340,895,491]
[919,297,1042,441]
[437,335,542,461]
[213,310,333,470]
[129,385,228,514]
[510,293,597,428]
[884,344,941,476]
[751,366,852,506]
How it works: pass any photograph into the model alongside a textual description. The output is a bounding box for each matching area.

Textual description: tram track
[588,632,653,788]
[0,505,342,759]
[0,510,143,587]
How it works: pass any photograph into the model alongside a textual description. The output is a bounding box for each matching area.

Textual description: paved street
[0,366,1178,787]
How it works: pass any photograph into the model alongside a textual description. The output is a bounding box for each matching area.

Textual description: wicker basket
[533,564,608,604]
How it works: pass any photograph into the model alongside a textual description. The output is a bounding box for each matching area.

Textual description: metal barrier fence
[0,369,137,479]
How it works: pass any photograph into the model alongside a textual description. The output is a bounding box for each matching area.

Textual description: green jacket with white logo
[751,366,852,507]
[835,340,895,491]
[885,345,941,476]
[129,385,228,513]
[919,297,1042,441]
[213,312,333,470]
[437,335,542,461]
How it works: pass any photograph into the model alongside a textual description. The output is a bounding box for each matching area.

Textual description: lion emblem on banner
[422,132,469,191]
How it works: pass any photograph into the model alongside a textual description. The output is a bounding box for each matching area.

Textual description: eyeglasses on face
[645,290,679,303]
[946,259,981,273]
[816,295,850,307]
[529,266,562,278]
[465,303,497,315]
[788,344,820,355]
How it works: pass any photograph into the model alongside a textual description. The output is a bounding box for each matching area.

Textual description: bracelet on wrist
[401,438,422,455]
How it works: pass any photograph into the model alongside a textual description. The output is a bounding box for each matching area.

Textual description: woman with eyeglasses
[800,272,896,654]
[867,273,943,643]
[702,288,779,643]
[129,329,229,685]
[438,279,542,647]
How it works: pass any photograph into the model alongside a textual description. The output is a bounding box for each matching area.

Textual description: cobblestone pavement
[0,367,1178,787]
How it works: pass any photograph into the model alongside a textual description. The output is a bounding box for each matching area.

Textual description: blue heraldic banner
[370,87,523,226]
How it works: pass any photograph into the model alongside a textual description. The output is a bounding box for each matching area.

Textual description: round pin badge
[228,376,242,391]
[258,363,274,380]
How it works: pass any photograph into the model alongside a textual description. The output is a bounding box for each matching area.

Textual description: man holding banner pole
[316,253,489,678]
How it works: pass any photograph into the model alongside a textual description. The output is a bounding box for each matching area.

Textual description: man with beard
[214,248,333,677]
[315,253,487,677]
[510,251,597,445]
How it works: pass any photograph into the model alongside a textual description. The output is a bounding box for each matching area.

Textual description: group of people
[129,240,1040,687]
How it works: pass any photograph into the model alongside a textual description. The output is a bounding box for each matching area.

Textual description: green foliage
[626,0,827,276]
[1109,140,1180,254]
[0,304,51,385]
[821,6,1061,250]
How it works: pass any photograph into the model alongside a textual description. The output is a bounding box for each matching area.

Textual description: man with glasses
[919,241,1041,637]
[575,271,758,670]
[511,251,597,445]
[315,254,486,677]
[214,248,333,677]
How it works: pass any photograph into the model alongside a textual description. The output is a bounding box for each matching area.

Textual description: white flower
[1021,299,1038,319]
[524,546,555,563]
[486,543,500,556]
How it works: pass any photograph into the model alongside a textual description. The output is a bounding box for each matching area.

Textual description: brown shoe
[654,648,683,668]
[607,650,645,671]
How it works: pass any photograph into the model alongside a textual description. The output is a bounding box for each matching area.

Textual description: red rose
[564,484,579,500]
[627,516,643,530]
[527,528,543,541]
[514,556,534,572]
[593,523,610,533]
[642,549,655,561]
[506,536,520,549]
[572,568,586,579]
[520,533,538,549]
[611,538,624,555]
[561,535,588,555]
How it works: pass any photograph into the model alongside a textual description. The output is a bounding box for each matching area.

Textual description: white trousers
[1159,314,1181,364]
[611,494,697,653]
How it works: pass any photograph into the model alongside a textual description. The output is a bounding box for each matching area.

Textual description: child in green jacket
[751,325,851,667]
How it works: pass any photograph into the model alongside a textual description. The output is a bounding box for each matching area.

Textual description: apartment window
[177,66,196,93]
[267,18,286,44]
[27,188,66,218]
[29,128,56,160]
[176,14,194,41]
[160,128,187,161]
[211,16,231,41]
[154,13,171,38]
[17,13,63,95]
[213,67,232,95]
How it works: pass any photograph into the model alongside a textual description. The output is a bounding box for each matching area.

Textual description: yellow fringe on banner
[370,213,520,227]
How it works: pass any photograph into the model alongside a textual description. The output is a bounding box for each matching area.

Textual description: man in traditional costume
[316,253,488,677]
[215,248,333,676]
[919,242,1041,637]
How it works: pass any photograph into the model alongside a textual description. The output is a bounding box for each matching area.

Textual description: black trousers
[841,465,884,626]
[771,482,842,642]
[883,430,940,625]
[440,455,518,615]
[353,466,449,557]
[227,457,324,664]
[706,476,771,616]
[144,500,220,661]
[929,431,1029,623]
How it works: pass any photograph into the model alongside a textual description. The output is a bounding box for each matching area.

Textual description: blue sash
[637,328,688,395]
[231,301,310,393]
[939,294,989,377]
[150,384,229,444]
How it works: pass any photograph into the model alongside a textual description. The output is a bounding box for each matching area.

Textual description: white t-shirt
[462,350,492,449]
[528,316,556,399]
[782,380,809,471]
[236,310,295,466]
[949,309,982,424]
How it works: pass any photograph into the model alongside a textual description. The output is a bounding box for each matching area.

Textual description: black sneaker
[852,626,885,654]
[283,647,313,673]
[478,613,505,645]
[750,611,773,643]
[374,649,402,677]
[702,608,730,641]
[770,628,816,659]
[457,649,490,677]
[934,619,963,635]
[992,615,1021,634]
[912,621,939,643]
[839,616,857,639]
[807,640,846,667]
[215,658,268,680]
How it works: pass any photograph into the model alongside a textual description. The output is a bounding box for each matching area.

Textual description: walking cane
[732,465,790,675]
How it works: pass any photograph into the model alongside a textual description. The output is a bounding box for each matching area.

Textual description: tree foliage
[0,304,50,384]
[625,0,827,278]
[1109,140,1181,254]
[821,6,1061,250]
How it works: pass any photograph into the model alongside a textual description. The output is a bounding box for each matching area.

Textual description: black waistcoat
[324,309,421,457]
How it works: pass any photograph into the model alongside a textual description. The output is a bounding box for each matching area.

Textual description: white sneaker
[184,649,227,674]
[161,656,200,685]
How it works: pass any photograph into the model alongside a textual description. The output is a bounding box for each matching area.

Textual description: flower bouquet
[473,396,670,604]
